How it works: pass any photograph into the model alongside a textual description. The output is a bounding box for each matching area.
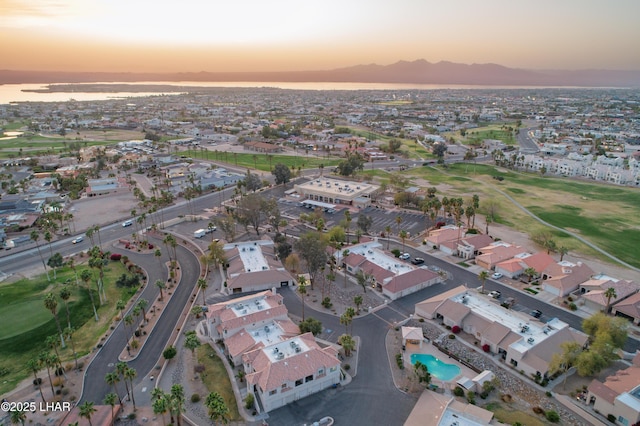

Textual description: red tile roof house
[205,290,289,342]
[587,360,640,426]
[612,292,640,325]
[475,242,528,271]
[382,268,441,300]
[541,260,594,297]
[224,240,295,294]
[579,278,639,313]
[425,225,466,249]
[454,234,494,260]
[242,332,341,413]
[493,252,556,279]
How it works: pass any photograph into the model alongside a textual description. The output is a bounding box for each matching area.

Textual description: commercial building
[294,178,380,208]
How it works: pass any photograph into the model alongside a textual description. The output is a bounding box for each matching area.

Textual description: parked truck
[193,229,206,239]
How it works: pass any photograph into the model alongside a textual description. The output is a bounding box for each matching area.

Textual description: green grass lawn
[484,402,549,426]
[196,345,241,421]
[0,260,139,395]
[405,163,640,269]
[185,149,341,172]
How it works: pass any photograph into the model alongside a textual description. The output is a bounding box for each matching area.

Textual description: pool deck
[403,340,479,391]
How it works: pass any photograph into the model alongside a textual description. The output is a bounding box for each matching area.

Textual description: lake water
[0,81,571,104]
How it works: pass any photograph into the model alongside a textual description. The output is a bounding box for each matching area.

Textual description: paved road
[79,242,200,404]
[516,127,540,153]
[266,288,417,426]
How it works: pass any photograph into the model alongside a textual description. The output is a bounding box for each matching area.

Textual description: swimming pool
[410,353,461,381]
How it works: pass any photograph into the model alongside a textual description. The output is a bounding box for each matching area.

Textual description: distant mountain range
[2,59,640,87]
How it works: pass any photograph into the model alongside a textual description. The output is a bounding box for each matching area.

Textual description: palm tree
[399,230,408,255]
[104,393,118,426]
[26,358,46,403]
[9,407,27,425]
[116,299,126,320]
[169,384,185,426]
[340,312,352,335]
[124,314,135,345]
[205,392,230,425]
[31,230,50,282]
[156,279,166,301]
[67,258,79,285]
[105,372,123,405]
[137,299,149,323]
[385,225,392,250]
[38,351,55,397]
[44,293,65,348]
[338,334,356,357]
[44,230,54,258]
[124,367,137,410]
[116,362,131,403]
[64,326,79,371]
[559,246,569,261]
[152,390,169,426]
[59,286,72,329]
[184,331,201,361]
[197,278,208,305]
[298,275,308,321]
[395,215,403,236]
[604,287,617,314]
[354,295,363,315]
[478,270,489,294]
[80,269,99,321]
[85,226,95,246]
[79,401,96,426]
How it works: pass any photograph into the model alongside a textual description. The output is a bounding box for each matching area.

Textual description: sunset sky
[1,0,639,73]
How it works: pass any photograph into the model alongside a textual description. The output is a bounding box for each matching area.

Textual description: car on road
[71,236,84,244]
[530,309,542,318]
[489,290,501,299]
[122,220,133,227]
[411,257,425,265]
[399,253,410,260]
[491,272,503,279]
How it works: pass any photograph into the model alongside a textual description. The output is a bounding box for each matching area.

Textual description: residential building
[541,260,594,297]
[579,277,639,312]
[612,292,640,325]
[587,357,640,426]
[415,286,588,377]
[223,240,295,294]
[242,332,341,413]
[475,241,527,271]
[425,225,466,249]
[404,390,494,426]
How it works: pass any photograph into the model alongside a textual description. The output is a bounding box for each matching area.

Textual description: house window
[330,367,337,372]
[295,379,303,387]
[510,359,518,367]
[318,368,324,376]
[305,375,314,383]
[618,416,628,426]
[281,383,287,389]
[269,389,277,396]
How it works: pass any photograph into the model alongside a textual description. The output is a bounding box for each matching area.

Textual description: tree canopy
[272,163,292,185]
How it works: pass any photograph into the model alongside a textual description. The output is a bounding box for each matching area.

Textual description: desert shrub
[546,410,560,423]
[451,325,461,334]
[244,393,255,410]
[532,406,544,414]
[546,391,553,397]
[148,244,154,249]
[321,297,333,309]
[448,334,456,339]
[344,364,350,371]
[569,302,577,311]
[466,391,476,405]
[396,353,404,370]
[194,364,205,374]
[482,344,490,352]
[110,253,122,261]
[501,394,512,402]
[453,387,465,397]
[191,394,200,403]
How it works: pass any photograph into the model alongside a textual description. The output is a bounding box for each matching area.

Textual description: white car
[399,253,410,260]
[489,290,501,299]
[71,236,84,244]
[491,272,503,279]
[122,220,133,227]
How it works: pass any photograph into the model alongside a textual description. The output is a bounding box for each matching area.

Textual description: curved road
[79,241,200,404]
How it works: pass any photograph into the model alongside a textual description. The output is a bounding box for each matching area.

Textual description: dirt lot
[68,190,140,233]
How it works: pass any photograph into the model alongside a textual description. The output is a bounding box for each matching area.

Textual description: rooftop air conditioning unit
[276,352,285,360]
[295,347,301,353]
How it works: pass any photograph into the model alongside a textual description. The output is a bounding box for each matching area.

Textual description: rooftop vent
[295,347,302,353]
[276,352,285,360]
